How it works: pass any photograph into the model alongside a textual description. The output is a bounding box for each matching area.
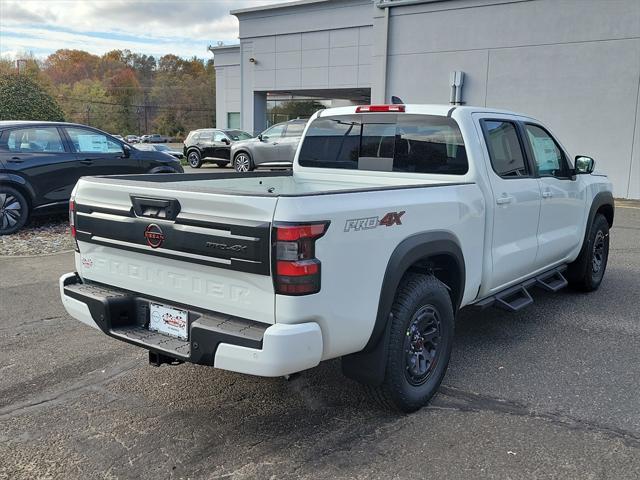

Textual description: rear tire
[367,274,454,413]
[567,213,610,292]
[0,186,29,235]
[187,150,202,168]
[234,152,253,173]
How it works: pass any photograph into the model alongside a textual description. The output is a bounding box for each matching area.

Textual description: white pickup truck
[60,104,614,412]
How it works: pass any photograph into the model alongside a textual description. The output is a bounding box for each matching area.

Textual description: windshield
[154,145,169,151]
[227,130,252,141]
[298,114,468,175]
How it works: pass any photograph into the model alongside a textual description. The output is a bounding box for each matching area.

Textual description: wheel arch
[567,190,614,283]
[342,231,465,386]
[0,174,35,208]
[233,149,252,161]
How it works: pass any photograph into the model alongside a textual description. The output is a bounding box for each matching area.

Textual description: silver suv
[230,119,307,172]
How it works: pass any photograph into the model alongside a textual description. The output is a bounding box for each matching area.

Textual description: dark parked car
[0,121,183,235]
[229,119,306,172]
[135,143,184,159]
[141,133,170,143]
[183,128,253,168]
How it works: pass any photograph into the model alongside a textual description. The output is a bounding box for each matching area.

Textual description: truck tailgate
[73,178,277,324]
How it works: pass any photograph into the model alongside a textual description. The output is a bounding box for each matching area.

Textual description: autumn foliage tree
[3,48,217,136]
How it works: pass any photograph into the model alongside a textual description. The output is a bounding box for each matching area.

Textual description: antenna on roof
[391,96,404,105]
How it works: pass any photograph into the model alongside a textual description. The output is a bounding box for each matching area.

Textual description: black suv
[0,121,183,235]
[183,128,253,168]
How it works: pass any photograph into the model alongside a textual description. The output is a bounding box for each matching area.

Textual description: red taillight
[273,222,329,295]
[356,104,405,113]
[277,260,319,276]
[69,198,79,252]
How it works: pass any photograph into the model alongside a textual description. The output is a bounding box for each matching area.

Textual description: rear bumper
[59,272,323,376]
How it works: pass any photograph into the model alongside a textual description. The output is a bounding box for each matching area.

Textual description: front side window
[65,128,123,154]
[482,120,529,178]
[6,127,65,153]
[213,131,228,142]
[227,130,252,141]
[524,124,569,178]
[298,114,468,175]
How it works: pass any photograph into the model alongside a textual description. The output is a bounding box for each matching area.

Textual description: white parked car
[60,104,613,412]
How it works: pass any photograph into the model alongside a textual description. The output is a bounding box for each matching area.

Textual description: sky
[0,0,288,59]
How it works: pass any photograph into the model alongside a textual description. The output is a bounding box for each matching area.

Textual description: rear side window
[284,123,305,138]
[198,131,214,141]
[481,120,529,177]
[5,127,65,153]
[298,114,468,175]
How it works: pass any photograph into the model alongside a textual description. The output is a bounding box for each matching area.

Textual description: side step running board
[474,266,568,312]
[536,270,568,292]
[494,285,533,312]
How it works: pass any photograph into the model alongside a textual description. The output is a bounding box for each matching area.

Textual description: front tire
[368,274,454,413]
[567,213,610,291]
[187,150,202,168]
[0,186,29,235]
[233,152,253,172]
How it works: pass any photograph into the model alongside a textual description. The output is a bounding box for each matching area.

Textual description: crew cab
[59,105,614,412]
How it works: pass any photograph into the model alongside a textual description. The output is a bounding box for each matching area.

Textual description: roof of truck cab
[316,104,524,118]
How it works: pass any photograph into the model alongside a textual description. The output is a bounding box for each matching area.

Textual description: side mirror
[575,155,595,174]
[122,144,131,158]
[222,138,230,145]
[258,134,264,141]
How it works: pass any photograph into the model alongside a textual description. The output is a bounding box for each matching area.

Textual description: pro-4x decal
[344,211,405,232]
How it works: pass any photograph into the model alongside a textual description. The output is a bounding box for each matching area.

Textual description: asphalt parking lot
[0,203,639,479]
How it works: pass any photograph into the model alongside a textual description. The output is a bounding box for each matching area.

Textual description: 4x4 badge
[144,224,165,248]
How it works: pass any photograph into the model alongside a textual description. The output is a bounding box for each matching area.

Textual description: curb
[0,249,74,259]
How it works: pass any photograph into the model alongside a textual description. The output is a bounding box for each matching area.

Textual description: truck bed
[86,171,464,197]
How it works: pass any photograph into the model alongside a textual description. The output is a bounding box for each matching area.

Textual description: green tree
[0,74,65,121]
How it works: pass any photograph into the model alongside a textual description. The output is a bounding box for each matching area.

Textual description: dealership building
[210,0,640,199]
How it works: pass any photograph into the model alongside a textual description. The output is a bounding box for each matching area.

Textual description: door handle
[8,156,23,163]
[496,194,514,205]
[80,159,94,165]
[542,190,553,199]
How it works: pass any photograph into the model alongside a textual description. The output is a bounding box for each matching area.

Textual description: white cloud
[0,0,287,58]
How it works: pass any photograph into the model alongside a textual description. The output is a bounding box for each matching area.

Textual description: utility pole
[136,106,142,136]
[143,92,149,134]
[85,105,91,125]
[16,59,26,75]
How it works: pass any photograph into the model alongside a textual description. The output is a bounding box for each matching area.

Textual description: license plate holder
[148,303,189,340]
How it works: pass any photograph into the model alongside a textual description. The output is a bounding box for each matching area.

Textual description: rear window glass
[298,114,468,175]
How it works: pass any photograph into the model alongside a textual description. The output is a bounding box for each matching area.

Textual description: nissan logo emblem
[144,224,165,248]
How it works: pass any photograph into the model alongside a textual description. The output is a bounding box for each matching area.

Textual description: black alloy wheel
[188,150,202,168]
[404,305,442,386]
[0,187,29,235]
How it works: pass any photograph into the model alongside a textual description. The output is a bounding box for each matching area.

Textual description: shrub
[0,74,65,121]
